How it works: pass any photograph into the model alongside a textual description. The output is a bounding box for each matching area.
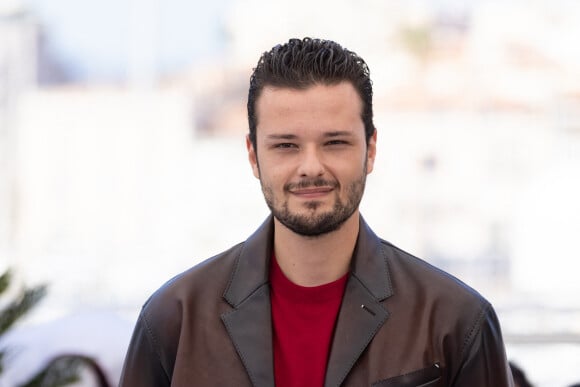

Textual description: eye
[273,143,298,150]
[325,140,349,146]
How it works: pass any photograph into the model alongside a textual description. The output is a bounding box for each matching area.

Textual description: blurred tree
[0,270,86,386]
[399,23,433,65]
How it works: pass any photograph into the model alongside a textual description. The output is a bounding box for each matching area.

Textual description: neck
[273,211,360,287]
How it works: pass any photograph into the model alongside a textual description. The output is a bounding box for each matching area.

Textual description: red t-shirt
[270,256,348,387]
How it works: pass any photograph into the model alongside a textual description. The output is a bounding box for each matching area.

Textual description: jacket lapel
[325,218,394,387]
[221,285,274,387]
[221,217,275,387]
[220,216,393,387]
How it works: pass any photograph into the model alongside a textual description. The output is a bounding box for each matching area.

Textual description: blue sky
[23,0,231,81]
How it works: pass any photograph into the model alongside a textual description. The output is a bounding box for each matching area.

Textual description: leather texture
[119,216,514,387]
[371,363,441,386]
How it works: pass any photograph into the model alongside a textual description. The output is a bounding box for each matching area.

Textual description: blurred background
[1,0,579,385]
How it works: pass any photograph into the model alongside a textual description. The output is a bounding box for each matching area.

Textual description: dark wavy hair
[247,37,375,150]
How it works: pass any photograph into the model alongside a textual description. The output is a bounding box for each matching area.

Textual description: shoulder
[136,241,245,344]
[121,242,246,381]
[143,241,244,314]
[378,240,506,367]
[380,238,489,309]
[378,238,497,353]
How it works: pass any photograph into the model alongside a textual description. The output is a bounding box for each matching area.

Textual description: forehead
[255,82,364,137]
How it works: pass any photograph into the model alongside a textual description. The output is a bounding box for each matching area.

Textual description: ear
[366,130,377,174]
[246,135,260,179]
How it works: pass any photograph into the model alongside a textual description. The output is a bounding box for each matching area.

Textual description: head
[247,37,375,153]
[246,38,377,237]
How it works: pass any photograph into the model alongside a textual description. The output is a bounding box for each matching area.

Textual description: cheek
[331,157,367,179]
[258,157,290,183]
[264,170,285,189]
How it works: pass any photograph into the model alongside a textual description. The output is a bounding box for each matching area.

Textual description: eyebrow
[324,131,353,138]
[265,134,298,141]
[265,131,354,141]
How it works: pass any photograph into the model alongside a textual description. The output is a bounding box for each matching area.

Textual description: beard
[260,167,367,237]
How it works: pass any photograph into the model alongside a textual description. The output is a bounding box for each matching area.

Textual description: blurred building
[0,2,37,272]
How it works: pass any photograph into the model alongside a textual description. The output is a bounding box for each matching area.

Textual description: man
[120,38,514,386]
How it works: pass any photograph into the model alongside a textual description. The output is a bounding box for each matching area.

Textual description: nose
[297,146,325,177]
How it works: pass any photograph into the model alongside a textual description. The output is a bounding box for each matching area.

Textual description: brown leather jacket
[120,216,514,386]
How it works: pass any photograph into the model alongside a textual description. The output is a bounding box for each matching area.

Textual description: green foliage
[0,270,88,387]
[0,271,47,337]
[0,271,10,294]
[398,24,433,63]
[0,270,47,376]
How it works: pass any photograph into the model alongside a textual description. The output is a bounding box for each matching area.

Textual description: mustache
[285,178,339,191]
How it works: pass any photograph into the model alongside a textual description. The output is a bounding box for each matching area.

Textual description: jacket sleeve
[452,304,514,387]
[119,313,171,387]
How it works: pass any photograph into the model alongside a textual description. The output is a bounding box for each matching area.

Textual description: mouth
[285,178,338,199]
[289,187,334,198]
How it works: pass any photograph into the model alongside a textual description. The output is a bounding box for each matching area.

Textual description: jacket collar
[221,215,393,387]
[350,217,393,300]
[325,216,393,387]
[223,215,393,305]
[223,216,274,307]
[221,217,275,387]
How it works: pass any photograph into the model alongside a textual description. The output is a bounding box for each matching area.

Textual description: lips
[289,186,334,199]
[291,187,333,194]
[285,178,338,199]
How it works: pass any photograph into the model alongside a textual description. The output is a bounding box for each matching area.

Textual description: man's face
[247,82,376,237]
